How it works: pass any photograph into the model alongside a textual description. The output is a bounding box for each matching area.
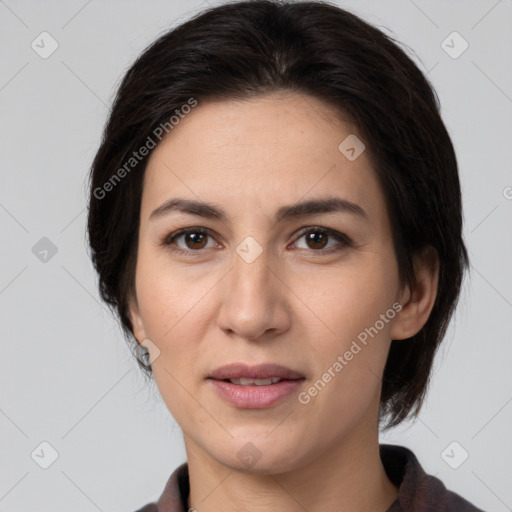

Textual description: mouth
[208,362,305,381]
[207,362,305,408]
[219,377,291,386]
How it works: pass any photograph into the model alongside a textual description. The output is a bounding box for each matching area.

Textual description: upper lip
[209,363,304,380]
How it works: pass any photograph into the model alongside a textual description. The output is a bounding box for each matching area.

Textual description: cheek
[294,253,397,406]
[135,246,213,341]
[134,259,212,410]
[136,261,209,422]
[293,250,399,346]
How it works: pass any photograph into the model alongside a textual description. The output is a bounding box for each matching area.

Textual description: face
[129,91,411,474]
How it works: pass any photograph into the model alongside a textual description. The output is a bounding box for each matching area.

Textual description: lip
[207,363,305,409]
[208,362,304,380]
[208,379,305,408]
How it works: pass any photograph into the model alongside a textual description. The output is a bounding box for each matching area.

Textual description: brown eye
[305,231,329,250]
[162,227,218,255]
[183,232,208,250]
[293,227,352,254]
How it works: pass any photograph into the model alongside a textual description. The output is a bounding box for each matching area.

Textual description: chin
[208,432,309,475]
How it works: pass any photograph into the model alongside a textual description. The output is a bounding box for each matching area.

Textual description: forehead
[141,92,385,224]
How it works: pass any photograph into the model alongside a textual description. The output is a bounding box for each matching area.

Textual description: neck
[184,425,398,511]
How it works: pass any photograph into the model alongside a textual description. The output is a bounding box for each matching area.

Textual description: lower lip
[208,378,305,408]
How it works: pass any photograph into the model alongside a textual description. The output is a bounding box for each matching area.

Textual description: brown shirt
[134,444,485,511]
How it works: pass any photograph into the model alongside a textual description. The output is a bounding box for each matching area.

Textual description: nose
[216,244,291,342]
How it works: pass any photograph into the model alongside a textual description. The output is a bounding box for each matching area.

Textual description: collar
[150,444,483,511]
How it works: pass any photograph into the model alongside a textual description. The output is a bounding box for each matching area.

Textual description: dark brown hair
[86,0,469,430]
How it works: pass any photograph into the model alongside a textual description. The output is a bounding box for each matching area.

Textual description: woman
[87,1,484,510]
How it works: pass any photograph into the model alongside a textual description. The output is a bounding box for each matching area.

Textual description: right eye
[161,227,220,255]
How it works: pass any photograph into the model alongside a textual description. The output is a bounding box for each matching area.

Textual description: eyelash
[160,226,353,257]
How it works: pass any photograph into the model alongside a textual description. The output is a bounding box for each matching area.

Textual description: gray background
[1,0,511,511]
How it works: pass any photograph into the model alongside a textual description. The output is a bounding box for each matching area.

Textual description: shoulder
[133,504,158,512]
[131,462,189,512]
[380,444,486,512]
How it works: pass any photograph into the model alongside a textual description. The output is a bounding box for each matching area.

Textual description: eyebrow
[149,196,369,223]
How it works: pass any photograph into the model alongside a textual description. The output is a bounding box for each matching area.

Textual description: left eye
[292,227,351,253]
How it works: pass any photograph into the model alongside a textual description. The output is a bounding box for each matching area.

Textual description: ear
[391,246,439,340]
[127,292,147,343]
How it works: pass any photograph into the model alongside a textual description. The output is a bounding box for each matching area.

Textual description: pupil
[308,232,327,249]
[187,233,206,249]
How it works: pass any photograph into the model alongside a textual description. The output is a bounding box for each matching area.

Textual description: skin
[128,91,439,512]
